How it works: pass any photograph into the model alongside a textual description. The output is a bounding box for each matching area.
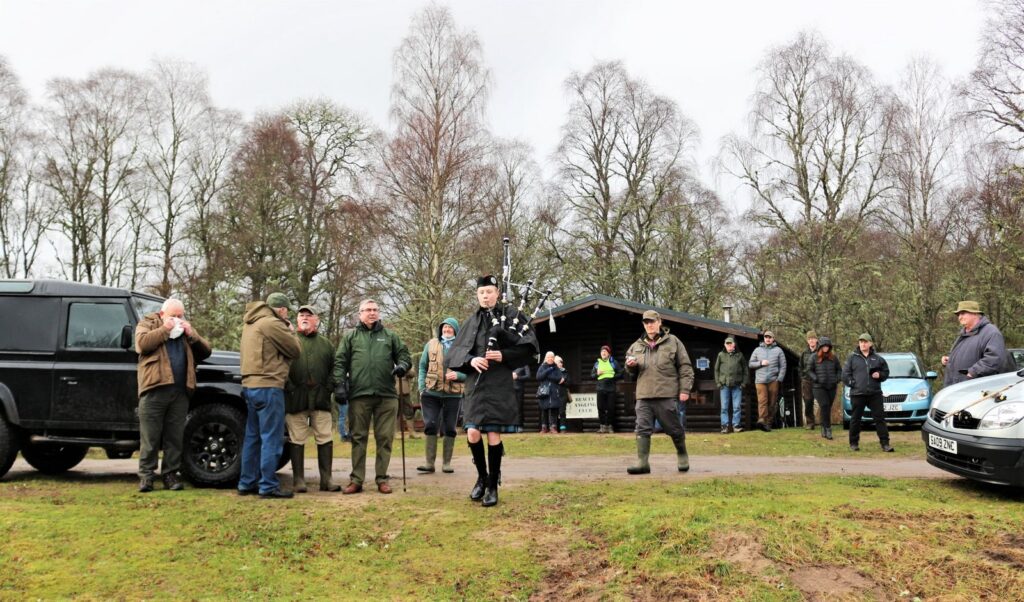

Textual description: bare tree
[0,56,51,278]
[965,0,1024,149]
[722,31,894,335]
[286,98,376,314]
[376,4,495,342]
[141,58,213,296]
[876,58,964,362]
[41,69,147,286]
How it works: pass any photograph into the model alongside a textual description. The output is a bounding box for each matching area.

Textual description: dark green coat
[715,349,750,388]
[333,321,411,400]
[286,332,336,414]
[799,347,817,380]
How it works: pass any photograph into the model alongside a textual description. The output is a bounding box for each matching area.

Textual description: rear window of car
[0,297,60,351]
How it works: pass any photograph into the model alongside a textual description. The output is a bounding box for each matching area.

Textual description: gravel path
[5,453,949,493]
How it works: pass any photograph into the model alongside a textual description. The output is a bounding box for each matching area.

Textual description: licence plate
[884,403,902,412]
[928,433,958,455]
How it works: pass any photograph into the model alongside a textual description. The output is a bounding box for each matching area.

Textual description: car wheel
[0,415,20,479]
[183,403,246,487]
[20,442,88,474]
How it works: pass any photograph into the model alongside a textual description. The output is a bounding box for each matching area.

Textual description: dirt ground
[5,452,948,493]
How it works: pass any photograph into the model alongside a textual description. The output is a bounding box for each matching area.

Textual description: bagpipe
[484,237,552,351]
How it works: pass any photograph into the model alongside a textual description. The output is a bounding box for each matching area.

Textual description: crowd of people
[132,284,1009,505]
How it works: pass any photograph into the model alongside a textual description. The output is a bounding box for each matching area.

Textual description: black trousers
[540,407,559,429]
[812,386,836,428]
[849,393,890,445]
[597,389,615,425]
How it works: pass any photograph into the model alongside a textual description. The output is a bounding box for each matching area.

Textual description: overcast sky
[0,0,988,212]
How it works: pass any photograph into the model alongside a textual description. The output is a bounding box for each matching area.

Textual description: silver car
[922,368,1024,486]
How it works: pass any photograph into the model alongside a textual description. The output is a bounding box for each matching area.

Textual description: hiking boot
[342,482,363,495]
[850,443,860,452]
[417,435,437,473]
[377,481,393,494]
[734,426,744,433]
[720,425,729,434]
[441,436,455,473]
[824,427,833,440]
[259,489,294,499]
[539,426,547,434]
[627,436,652,475]
[881,443,895,453]
[162,472,184,491]
[139,476,154,493]
[757,422,770,432]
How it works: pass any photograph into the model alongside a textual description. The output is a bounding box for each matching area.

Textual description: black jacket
[810,354,842,389]
[842,350,889,396]
[446,303,539,426]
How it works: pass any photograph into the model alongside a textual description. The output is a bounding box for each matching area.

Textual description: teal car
[842,352,938,428]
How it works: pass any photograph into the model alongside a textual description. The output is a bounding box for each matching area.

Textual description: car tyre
[20,442,88,474]
[0,415,20,479]
[183,403,246,488]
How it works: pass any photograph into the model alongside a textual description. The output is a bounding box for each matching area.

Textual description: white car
[922,368,1024,487]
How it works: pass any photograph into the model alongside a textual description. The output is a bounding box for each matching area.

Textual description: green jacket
[286,331,336,414]
[715,349,750,388]
[625,328,694,400]
[333,321,411,400]
[799,346,817,381]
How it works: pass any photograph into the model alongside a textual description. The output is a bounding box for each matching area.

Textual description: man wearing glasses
[749,331,787,432]
[333,299,411,494]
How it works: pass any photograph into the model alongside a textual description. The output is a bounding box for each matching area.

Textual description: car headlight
[978,402,1024,429]
[910,387,929,402]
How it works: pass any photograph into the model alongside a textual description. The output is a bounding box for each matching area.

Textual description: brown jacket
[135,312,213,396]
[625,328,695,400]
[240,301,302,388]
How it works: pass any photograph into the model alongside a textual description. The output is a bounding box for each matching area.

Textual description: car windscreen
[884,357,922,378]
[131,295,163,320]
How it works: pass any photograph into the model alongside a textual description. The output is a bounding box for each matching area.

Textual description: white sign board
[565,392,599,419]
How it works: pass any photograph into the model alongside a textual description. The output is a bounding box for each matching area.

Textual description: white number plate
[928,433,958,455]
[884,403,903,412]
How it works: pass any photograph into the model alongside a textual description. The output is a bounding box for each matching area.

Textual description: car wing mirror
[925,371,938,380]
[120,325,134,349]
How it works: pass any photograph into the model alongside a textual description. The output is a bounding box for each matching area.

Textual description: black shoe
[470,476,487,501]
[138,476,154,493]
[162,472,184,491]
[825,427,833,440]
[757,422,770,432]
[850,444,860,451]
[481,486,498,507]
[237,487,259,496]
[881,444,895,453]
[259,488,294,499]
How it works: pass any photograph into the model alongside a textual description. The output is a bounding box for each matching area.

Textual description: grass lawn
[1,473,1022,600]
[318,427,930,461]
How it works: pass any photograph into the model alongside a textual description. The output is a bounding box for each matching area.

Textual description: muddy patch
[529,530,621,601]
[787,565,883,601]
[983,533,1024,570]
[711,532,773,574]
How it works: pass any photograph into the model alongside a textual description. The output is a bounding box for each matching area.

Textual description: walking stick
[399,404,407,492]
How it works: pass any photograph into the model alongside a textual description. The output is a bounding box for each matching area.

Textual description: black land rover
[0,279,255,486]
